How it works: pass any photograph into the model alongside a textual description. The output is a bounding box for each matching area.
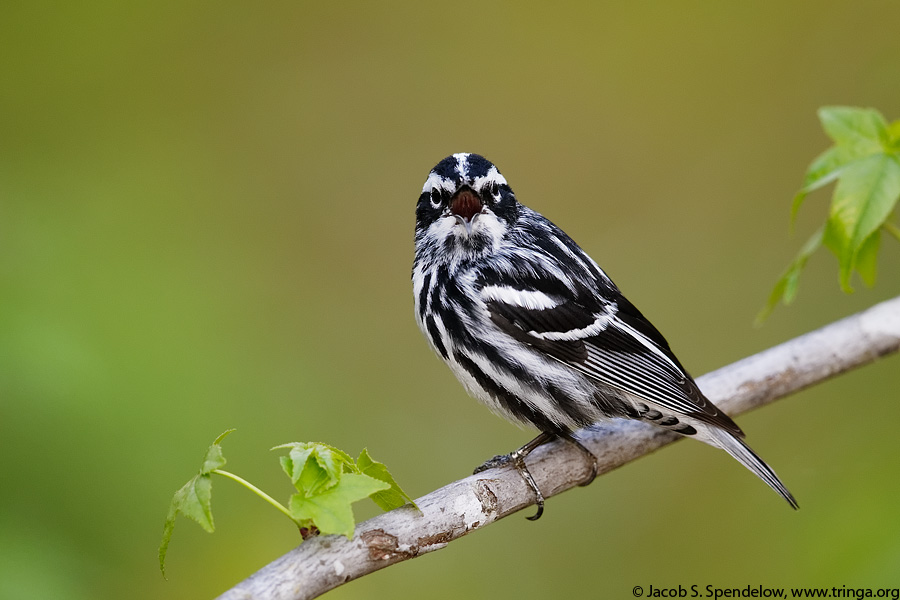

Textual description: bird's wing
[482,276,742,436]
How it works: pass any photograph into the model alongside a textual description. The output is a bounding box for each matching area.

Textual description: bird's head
[415,153,519,264]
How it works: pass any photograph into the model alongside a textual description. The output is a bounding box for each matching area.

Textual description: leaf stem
[212,469,294,522]
[883,221,900,242]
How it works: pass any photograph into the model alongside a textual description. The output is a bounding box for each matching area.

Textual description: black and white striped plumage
[412,152,797,509]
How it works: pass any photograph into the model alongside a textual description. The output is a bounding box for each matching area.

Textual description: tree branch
[217,296,900,600]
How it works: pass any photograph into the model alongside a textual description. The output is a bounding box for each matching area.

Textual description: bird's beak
[450,188,483,234]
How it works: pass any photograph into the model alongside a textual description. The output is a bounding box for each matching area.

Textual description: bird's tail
[705,428,799,509]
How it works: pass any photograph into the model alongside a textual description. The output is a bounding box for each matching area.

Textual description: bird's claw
[473,454,513,474]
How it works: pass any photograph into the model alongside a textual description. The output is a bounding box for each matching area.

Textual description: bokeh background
[3,2,900,599]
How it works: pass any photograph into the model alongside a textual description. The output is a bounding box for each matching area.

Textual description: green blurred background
[2,2,900,598]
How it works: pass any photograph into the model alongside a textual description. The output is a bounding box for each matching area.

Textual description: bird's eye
[429,188,443,208]
[482,180,500,202]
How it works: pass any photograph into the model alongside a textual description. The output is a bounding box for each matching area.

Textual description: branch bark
[217,296,900,600]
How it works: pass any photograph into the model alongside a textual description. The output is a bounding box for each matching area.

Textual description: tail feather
[706,428,799,509]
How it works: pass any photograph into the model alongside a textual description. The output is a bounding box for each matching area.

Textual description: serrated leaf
[273,442,354,470]
[312,445,346,482]
[825,153,900,291]
[279,454,296,482]
[172,474,215,530]
[756,228,823,325]
[201,431,233,474]
[200,447,226,475]
[319,443,356,470]
[819,106,889,152]
[274,442,354,494]
[288,473,390,539]
[277,444,313,483]
[296,453,333,496]
[159,474,215,577]
[357,448,418,511]
[159,430,234,576]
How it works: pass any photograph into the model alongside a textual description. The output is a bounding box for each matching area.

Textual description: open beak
[449,188,483,234]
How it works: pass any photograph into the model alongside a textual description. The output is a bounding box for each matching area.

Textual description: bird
[412,152,797,519]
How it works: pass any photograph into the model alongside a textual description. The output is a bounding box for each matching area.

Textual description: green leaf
[357,448,419,511]
[312,444,348,481]
[170,474,215,531]
[801,145,858,192]
[792,108,893,226]
[296,454,334,496]
[276,444,313,484]
[824,153,900,291]
[288,473,390,538]
[764,107,900,322]
[818,106,889,152]
[756,228,823,325]
[159,430,234,577]
[889,120,900,146]
[791,147,846,228]
[159,474,214,577]
[200,429,234,474]
[273,442,355,495]
[855,230,881,287]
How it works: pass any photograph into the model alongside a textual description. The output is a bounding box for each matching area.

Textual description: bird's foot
[473,453,513,473]
[472,432,556,520]
[472,431,598,520]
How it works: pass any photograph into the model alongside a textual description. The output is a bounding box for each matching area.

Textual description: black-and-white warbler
[412,152,797,518]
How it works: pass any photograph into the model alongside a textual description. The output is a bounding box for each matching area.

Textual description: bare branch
[217,296,900,600]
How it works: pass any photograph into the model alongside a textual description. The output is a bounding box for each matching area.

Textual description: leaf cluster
[760,106,900,322]
[159,432,416,577]
[275,442,416,539]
